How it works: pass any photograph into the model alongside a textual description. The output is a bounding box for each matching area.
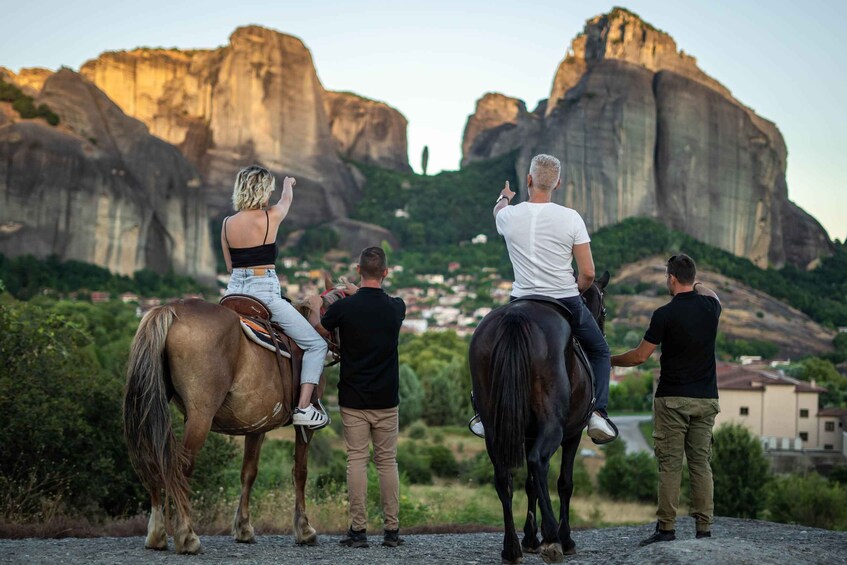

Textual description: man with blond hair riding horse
[471,154,617,443]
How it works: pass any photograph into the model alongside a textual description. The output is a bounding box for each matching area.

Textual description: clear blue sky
[2,0,844,241]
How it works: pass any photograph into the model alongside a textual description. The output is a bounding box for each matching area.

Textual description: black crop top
[224,211,279,268]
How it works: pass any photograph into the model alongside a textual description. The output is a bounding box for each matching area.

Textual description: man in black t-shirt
[610,254,721,546]
[309,247,405,549]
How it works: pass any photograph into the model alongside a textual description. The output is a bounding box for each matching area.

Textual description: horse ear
[598,271,611,289]
[323,271,334,292]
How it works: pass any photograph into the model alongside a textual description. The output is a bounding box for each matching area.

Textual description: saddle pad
[240,317,291,358]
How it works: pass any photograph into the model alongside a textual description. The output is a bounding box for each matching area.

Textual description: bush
[0,302,143,518]
[426,444,460,478]
[407,421,427,440]
[712,423,771,518]
[765,474,847,530]
[396,442,432,484]
[597,450,657,503]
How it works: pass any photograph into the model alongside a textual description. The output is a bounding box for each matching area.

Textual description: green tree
[399,364,424,428]
[0,302,144,518]
[422,370,462,426]
[765,474,847,530]
[787,358,847,408]
[712,423,771,518]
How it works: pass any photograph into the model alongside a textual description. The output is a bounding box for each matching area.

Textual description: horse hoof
[540,542,564,563]
[296,536,318,546]
[144,531,168,551]
[521,543,540,554]
[501,558,522,565]
[563,542,577,556]
[233,523,256,544]
[176,532,202,555]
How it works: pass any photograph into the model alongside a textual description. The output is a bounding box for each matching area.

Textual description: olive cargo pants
[653,396,720,532]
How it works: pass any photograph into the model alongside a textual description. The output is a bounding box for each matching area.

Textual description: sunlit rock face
[81,26,407,223]
[324,90,411,173]
[461,8,832,269]
[0,70,215,281]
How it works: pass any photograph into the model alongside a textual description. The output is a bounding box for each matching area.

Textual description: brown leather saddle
[219,293,306,406]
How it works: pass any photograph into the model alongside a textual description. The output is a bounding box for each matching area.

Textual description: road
[611,414,653,454]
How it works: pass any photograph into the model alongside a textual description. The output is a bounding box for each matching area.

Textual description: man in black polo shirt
[610,254,721,546]
[309,246,405,549]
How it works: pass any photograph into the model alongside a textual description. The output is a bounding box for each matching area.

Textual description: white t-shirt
[495,202,590,298]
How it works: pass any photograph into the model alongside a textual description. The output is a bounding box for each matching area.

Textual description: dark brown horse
[469,273,609,564]
[123,285,343,554]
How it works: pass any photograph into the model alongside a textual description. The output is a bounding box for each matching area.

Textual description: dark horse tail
[489,308,533,469]
[123,305,189,511]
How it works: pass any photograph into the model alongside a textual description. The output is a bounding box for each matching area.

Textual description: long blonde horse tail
[123,304,189,513]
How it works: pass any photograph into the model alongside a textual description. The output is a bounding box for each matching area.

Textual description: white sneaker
[587,411,617,443]
[469,414,485,438]
[293,405,329,428]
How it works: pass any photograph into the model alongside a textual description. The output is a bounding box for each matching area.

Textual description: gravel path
[1,517,845,564]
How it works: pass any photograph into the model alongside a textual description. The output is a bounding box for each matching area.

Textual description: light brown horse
[123,285,342,554]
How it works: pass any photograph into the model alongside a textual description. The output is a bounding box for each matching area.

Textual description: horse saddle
[511,295,596,397]
[219,294,304,399]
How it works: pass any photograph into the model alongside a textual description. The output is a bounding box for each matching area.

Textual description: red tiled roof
[817,407,847,418]
[716,362,828,393]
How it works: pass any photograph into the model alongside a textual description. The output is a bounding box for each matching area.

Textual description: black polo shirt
[644,290,721,399]
[321,287,406,409]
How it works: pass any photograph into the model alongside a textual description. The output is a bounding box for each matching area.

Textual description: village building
[715,362,846,455]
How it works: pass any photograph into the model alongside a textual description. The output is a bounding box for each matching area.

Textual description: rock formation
[0,70,215,281]
[80,26,411,220]
[461,8,833,269]
[324,91,411,172]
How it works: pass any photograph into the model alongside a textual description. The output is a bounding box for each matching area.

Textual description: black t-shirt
[644,291,721,399]
[321,287,406,409]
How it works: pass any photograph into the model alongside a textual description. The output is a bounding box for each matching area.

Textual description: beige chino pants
[340,406,400,531]
[653,396,720,532]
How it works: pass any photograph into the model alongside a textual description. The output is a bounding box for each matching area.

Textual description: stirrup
[468,414,485,438]
[588,412,619,445]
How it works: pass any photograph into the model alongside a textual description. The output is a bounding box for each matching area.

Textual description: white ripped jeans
[226,268,327,385]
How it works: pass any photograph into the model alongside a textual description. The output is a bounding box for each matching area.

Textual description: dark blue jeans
[557,296,611,414]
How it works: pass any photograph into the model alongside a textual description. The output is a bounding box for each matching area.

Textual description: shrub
[408,421,427,440]
[396,442,432,484]
[765,474,847,530]
[712,423,771,518]
[0,303,143,518]
[427,444,459,478]
[597,442,657,503]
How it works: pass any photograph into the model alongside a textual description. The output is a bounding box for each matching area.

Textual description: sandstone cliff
[0,70,215,281]
[461,8,833,269]
[81,26,411,220]
[324,91,411,172]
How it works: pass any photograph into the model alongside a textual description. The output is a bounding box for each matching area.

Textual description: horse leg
[529,426,565,564]
[293,427,317,545]
[145,490,168,550]
[232,433,265,543]
[173,414,212,555]
[521,439,541,554]
[493,463,522,564]
[557,434,581,556]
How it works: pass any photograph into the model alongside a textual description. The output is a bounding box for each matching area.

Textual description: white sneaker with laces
[293,405,329,428]
[587,411,617,443]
